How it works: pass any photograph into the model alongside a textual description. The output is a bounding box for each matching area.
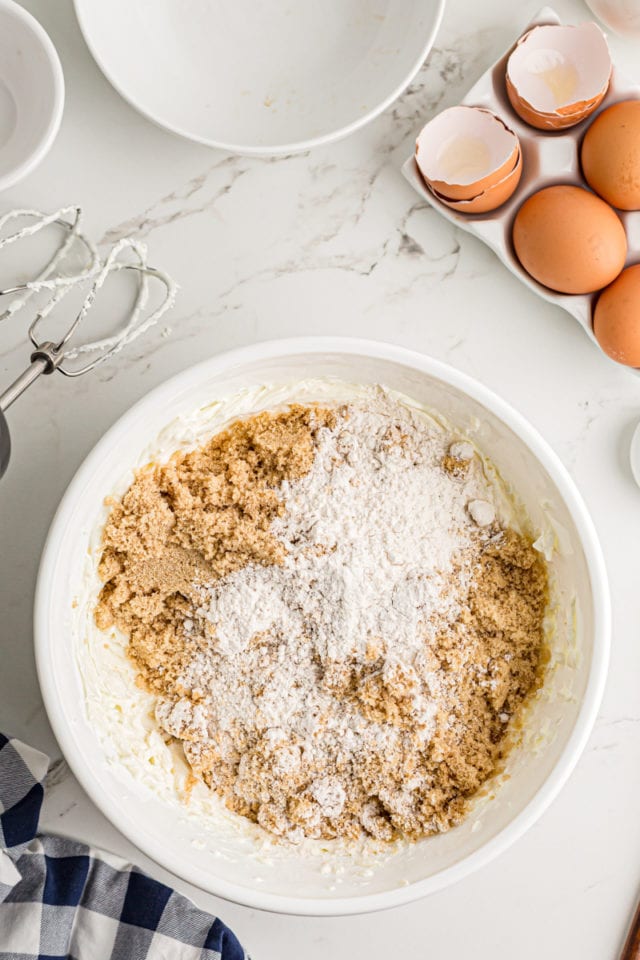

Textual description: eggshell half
[432,147,522,214]
[415,106,521,202]
[593,264,640,366]
[506,22,612,130]
[512,184,627,294]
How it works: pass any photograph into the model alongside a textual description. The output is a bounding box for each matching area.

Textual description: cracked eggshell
[506,22,612,130]
[431,147,522,214]
[415,105,521,209]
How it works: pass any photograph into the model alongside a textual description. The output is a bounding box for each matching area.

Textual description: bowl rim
[34,336,611,915]
[72,0,446,156]
[0,0,65,192]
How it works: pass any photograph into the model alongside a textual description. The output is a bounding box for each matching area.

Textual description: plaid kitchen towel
[0,734,248,960]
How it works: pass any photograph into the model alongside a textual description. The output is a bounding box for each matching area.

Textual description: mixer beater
[0,207,176,476]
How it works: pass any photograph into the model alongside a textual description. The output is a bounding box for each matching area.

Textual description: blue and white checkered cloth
[0,734,248,959]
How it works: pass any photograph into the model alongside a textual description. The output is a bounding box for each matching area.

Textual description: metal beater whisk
[0,206,176,477]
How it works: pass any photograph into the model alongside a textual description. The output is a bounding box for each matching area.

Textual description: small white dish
[0,0,64,192]
[73,0,445,156]
[35,338,610,915]
[585,0,640,37]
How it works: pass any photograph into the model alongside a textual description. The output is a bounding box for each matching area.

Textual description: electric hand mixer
[0,207,176,477]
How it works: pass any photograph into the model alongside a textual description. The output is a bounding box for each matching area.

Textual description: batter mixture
[95,389,547,844]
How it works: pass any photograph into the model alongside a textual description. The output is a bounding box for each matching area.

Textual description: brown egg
[512,185,627,294]
[581,100,640,210]
[593,264,640,366]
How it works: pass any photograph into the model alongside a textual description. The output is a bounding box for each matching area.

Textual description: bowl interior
[75,0,443,150]
[0,2,61,187]
[37,347,602,913]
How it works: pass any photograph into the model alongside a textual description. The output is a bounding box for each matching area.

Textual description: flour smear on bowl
[75,382,560,877]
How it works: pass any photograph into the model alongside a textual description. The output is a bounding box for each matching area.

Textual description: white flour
[201,397,478,660]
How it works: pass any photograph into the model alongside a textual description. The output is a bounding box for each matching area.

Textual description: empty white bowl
[35,339,609,915]
[0,0,64,192]
[73,0,445,155]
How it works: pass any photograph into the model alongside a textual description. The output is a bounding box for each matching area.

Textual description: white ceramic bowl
[0,0,64,191]
[35,338,609,915]
[73,0,445,155]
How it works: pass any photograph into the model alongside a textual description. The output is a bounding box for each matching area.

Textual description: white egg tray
[402,6,640,361]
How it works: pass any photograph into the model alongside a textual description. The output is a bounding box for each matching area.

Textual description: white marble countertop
[2,1,640,956]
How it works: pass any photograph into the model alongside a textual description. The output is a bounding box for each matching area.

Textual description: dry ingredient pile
[95,390,548,844]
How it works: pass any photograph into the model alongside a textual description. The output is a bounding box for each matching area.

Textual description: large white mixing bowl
[35,339,609,915]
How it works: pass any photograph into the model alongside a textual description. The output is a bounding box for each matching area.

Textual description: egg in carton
[402,5,640,371]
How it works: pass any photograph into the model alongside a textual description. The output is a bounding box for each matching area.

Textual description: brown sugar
[96,405,334,692]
